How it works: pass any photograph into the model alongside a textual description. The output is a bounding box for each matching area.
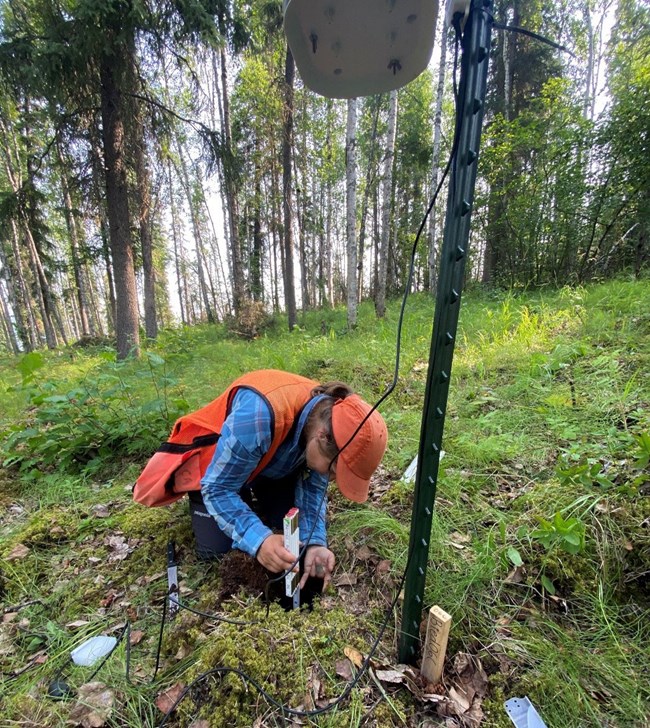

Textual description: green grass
[1,277,649,727]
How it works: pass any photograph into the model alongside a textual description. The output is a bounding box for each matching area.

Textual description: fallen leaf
[129,630,145,646]
[504,566,526,584]
[304,664,323,710]
[376,559,392,574]
[189,721,210,728]
[449,685,471,712]
[495,616,512,636]
[175,644,192,661]
[0,628,15,656]
[155,682,186,714]
[67,682,114,728]
[3,612,18,624]
[343,646,364,669]
[335,658,353,681]
[334,573,357,587]
[454,652,488,696]
[450,532,472,545]
[66,620,91,630]
[416,652,489,727]
[6,543,30,561]
[100,590,121,608]
[355,545,373,561]
[103,534,139,562]
[92,505,111,518]
[375,668,406,684]
[88,557,102,565]
[448,541,467,550]
[144,571,166,585]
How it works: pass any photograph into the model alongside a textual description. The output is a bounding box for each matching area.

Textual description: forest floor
[1,278,649,727]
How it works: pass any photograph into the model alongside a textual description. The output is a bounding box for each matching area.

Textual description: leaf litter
[338,643,489,728]
[66,682,115,728]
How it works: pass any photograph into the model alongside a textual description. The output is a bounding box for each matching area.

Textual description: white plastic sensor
[283,0,439,98]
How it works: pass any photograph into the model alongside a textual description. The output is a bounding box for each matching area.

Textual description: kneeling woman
[134,370,388,590]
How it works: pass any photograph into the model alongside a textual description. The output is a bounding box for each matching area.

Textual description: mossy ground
[1,278,649,727]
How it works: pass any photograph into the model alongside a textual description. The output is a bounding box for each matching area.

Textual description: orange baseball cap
[331,395,388,502]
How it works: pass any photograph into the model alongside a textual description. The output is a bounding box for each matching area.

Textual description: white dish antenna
[283,0,440,98]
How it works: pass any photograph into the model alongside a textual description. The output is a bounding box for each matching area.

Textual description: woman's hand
[300,545,335,589]
[256,534,299,573]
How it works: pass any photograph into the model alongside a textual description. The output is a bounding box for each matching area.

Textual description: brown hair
[310,381,354,400]
[306,382,354,459]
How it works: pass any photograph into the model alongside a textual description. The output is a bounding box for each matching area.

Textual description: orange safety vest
[133,370,318,507]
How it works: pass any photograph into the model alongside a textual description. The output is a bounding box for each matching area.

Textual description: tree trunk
[100,56,140,359]
[166,160,188,324]
[197,169,230,319]
[375,90,398,318]
[357,99,381,299]
[270,164,281,313]
[252,179,264,303]
[88,132,117,334]
[251,147,264,304]
[583,0,595,120]
[174,151,215,324]
[57,142,93,337]
[372,191,380,300]
[22,219,58,348]
[428,15,449,293]
[0,248,21,354]
[216,45,245,315]
[282,46,297,330]
[6,217,36,350]
[295,160,310,313]
[133,113,157,339]
[346,97,358,330]
[0,278,20,354]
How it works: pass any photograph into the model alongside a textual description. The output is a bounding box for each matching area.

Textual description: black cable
[159,563,410,726]
[490,21,575,57]
[86,622,130,683]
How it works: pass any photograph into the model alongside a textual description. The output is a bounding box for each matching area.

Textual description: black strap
[157,434,220,454]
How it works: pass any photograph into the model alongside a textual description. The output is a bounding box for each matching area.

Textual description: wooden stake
[420,605,451,685]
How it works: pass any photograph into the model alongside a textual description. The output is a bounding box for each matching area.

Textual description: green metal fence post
[398,0,493,663]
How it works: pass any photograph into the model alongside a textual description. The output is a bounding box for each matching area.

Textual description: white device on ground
[283,507,301,610]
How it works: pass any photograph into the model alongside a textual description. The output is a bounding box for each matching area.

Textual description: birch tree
[282,46,297,330]
[428,15,449,292]
[346,97,358,329]
[375,89,398,318]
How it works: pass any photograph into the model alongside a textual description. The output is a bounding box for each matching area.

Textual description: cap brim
[335,456,370,503]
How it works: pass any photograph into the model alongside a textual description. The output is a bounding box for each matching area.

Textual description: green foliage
[530,512,586,555]
[633,431,650,470]
[0,352,186,477]
[1,279,649,727]
[556,458,615,490]
[15,350,45,383]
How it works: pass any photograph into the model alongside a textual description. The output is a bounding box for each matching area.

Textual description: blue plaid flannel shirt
[200,389,328,558]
